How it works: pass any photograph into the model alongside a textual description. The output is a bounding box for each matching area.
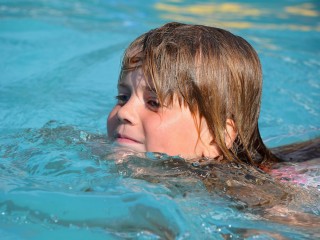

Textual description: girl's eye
[115,94,129,105]
[147,99,160,109]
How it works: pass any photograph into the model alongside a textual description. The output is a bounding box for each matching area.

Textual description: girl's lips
[115,134,142,145]
[114,133,144,153]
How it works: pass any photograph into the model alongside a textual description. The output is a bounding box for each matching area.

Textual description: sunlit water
[0,0,319,239]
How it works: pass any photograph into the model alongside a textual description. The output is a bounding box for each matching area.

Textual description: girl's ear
[198,119,222,158]
[225,119,238,149]
[197,118,237,158]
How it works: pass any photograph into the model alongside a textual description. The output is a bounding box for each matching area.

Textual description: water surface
[0,0,319,239]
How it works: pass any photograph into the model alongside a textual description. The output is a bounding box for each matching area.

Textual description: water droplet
[192,162,200,167]
[50,215,59,223]
[80,131,89,141]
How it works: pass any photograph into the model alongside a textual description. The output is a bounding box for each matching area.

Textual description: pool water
[0,0,319,239]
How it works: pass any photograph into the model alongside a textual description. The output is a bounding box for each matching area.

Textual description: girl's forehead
[119,69,155,91]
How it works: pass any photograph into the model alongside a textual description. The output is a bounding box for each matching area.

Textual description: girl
[106,22,320,230]
[107,22,276,169]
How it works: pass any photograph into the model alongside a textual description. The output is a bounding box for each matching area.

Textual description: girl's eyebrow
[144,85,156,93]
[144,86,156,93]
[117,81,155,93]
[117,82,129,89]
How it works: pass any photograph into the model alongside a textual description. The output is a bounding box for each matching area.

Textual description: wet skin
[107,69,220,159]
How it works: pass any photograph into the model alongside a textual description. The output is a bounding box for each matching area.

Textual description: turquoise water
[0,0,319,239]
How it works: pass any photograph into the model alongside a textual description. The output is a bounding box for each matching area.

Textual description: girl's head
[108,22,271,165]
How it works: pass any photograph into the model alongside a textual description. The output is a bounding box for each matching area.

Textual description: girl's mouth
[115,133,142,145]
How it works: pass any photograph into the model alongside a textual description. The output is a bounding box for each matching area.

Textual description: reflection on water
[155,1,320,31]
[156,2,264,16]
[286,3,319,17]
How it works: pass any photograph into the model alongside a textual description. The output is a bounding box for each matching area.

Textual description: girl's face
[107,69,220,159]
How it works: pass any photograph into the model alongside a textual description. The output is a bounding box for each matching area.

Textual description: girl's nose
[116,98,138,125]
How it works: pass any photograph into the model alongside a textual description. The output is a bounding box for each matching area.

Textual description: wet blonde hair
[120,22,276,166]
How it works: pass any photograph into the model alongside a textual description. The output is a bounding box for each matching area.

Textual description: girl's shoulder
[271,137,320,162]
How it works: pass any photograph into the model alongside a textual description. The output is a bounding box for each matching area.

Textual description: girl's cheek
[107,107,119,136]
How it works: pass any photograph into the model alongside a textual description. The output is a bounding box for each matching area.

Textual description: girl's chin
[113,141,145,153]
